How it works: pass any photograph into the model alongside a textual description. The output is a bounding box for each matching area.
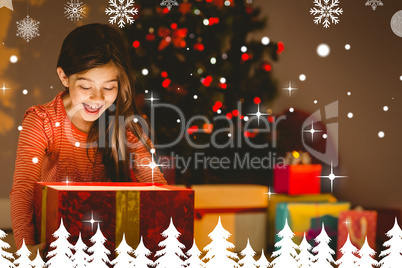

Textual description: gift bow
[158,27,188,50]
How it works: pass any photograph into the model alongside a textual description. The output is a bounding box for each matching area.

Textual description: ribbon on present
[158,27,188,50]
[116,191,140,249]
[346,215,368,248]
[40,186,48,244]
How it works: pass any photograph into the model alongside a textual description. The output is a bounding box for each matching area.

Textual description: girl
[10,23,167,254]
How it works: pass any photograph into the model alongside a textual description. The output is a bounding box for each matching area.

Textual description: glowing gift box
[33,182,194,258]
[274,164,322,195]
[192,184,268,253]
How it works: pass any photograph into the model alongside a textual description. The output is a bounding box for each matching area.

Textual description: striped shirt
[10,90,166,249]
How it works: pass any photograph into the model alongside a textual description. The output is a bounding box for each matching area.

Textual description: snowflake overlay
[16,15,40,42]
[365,0,383,11]
[160,0,179,11]
[310,0,343,28]
[105,0,139,28]
[64,0,86,23]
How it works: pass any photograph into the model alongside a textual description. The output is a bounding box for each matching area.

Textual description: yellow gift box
[192,184,268,253]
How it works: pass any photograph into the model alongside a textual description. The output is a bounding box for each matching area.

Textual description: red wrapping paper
[337,210,377,257]
[274,164,322,195]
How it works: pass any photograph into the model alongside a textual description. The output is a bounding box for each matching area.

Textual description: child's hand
[26,243,46,260]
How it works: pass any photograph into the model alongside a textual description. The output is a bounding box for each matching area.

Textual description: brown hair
[57,23,153,182]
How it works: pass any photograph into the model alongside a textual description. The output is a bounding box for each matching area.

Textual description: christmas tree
[379,218,402,268]
[254,248,270,268]
[46,219,74,268]
[30,249,46,268]
[87,223,111,268]
[203,217,239,268]
[133,236,154,268]
[184,239,205,268]
[0,229,14,268]
[111,234,136,268]
[14,239,32,268]
[356,237,378,268]
[123,0,281,184]
[154,217,187,268]
[296,233,314,268]
[238,239,257,267]
[311,224,336,268]
[335,234,359,268]
[271,218,299,268]
[72,232,90,268]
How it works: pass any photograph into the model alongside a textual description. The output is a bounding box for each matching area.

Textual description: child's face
[58,63,119,122]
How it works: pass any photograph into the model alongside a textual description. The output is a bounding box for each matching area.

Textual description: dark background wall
[255,0,402,211]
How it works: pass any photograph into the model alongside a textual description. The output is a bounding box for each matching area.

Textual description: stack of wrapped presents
[190,156,379,256]
[270,152,378,257]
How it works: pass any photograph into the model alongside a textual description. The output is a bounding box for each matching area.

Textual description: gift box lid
[191,184,268,209]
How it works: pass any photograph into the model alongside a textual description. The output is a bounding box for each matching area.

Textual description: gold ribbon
[116,191,140,248]
[41,186,47,243]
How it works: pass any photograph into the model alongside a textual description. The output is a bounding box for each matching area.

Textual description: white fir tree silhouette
[255,249,270,268]
[87,223,111,268]
[238,239,257,268]
[31,249,46,268]
[271,218,299,268]
[356,236,378,268]
[379,217,402,268]
[14,239,31,268]
[46,218,74,268]
[202,217,239,268]
[184,239,205,268]
[311,223,336,268]
[336,234,359,268]
[111,233,136,268]
[72,232,90,268]
[133,236,154,268]
[0,229,14,267]
[296,233,314,268]
[154,217,187,268]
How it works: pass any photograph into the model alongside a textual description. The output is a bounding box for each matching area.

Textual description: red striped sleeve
[10,110,50,248]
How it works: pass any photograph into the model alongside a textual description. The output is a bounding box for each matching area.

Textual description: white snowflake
[64,0,86,23]
[365,0,383,11]
[105,0,139,28]
[16,15,40,42]
[160,0,179,11]
[310,0,343,28]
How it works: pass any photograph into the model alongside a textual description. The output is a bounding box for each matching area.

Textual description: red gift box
[337,210,377,258]
[33,182,194,260]
[273,164,322,195]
